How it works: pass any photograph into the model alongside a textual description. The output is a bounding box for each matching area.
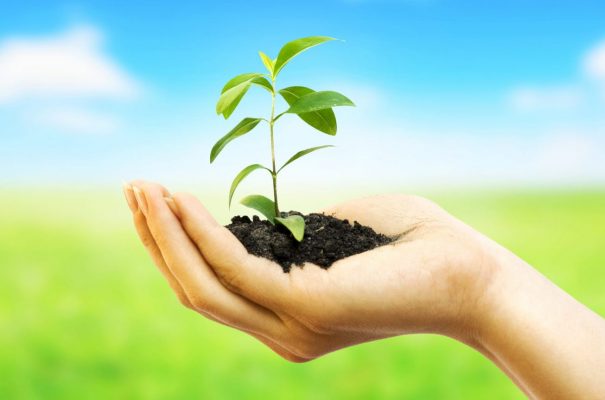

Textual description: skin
[123,180,605,399]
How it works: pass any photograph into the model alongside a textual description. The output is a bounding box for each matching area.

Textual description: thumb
[170,192,292,311]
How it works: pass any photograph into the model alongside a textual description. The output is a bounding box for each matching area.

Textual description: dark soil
[226,211,395,273]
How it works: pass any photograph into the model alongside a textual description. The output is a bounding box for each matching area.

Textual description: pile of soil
[226,211,395,272]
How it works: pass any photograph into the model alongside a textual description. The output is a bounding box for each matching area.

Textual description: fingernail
[164,196,180,217]
[133,186,148,216]
[122,181,138,212]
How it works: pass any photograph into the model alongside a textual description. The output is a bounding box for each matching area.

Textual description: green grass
[1,188,604,399]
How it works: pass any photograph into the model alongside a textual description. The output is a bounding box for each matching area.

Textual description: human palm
[124,182,495,361]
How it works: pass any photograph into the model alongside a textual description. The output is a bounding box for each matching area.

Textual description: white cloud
[508,85,583,112]
[34,107,120,135]
[507,38,605,112]
[584,40,605,81]
[534,132,597,179]
[0,25,139,103]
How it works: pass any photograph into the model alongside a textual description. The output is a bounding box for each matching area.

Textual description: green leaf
[229,164,271,207]
[275,215,305,242]
[286,91,355,114]
[240,194,276,223]
[273,36,335,78]
[216,73,271,119]
[221,73,264,93]
[278,145,334,174]
[210,118,263,163]
[279,86,337,135]
[251,76,273,93]
[220,89,246,119]
[221,73,272,94]
[259,51,274,75]
[216,81,252,119]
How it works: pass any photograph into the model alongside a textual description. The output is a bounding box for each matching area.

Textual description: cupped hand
[123,181,500,362]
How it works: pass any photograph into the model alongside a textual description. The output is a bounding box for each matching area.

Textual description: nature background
[1,0,604,399]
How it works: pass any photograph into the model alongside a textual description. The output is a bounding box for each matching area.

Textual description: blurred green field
[1,188,604,399]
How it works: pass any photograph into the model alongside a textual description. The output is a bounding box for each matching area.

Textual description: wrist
[470,240,533,346]
[445,241,537,396]
[466,240,605,399]
[449,235,532,349]
[426,231,526,345]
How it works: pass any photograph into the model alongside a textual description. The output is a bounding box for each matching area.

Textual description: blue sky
[1,0,604,188]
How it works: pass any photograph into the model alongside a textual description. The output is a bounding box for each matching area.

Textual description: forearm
[476,247,605,399]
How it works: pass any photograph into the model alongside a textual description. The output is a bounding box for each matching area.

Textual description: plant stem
[269,79,280,216]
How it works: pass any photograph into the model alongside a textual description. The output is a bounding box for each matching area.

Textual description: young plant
[210,36,354,241]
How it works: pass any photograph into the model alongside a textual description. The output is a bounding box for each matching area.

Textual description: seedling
[210,36,354,241]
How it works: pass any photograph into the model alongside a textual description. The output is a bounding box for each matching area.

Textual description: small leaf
[210,118,263,163]
[275,215,305,242]
[259,51,274,75]
[278,145,334,174]
[273,36,335,78]
[220,89,247,119]
[229,164,271,207]
[279,86,337,135]
[251,76,273,93]
[286,91,354,114]
[240,194,276,223]
[221,73,265,93]
[216,81,252,119]
[216,73,271,119]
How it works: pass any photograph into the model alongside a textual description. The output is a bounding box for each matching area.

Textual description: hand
[124,181,605,399]
[123,181,499,362]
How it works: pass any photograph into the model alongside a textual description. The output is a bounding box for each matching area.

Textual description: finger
[171,192,292,310]
[127,182,230,321]
[134,181,285,339]
[250,332,310,363]
[131,210,305,363]
[124,181,193,308]
[321,194,449,237]
[126,183,304,361]
[122,181,138,212]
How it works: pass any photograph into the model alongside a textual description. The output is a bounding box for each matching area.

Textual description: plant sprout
[210,36,354,241]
